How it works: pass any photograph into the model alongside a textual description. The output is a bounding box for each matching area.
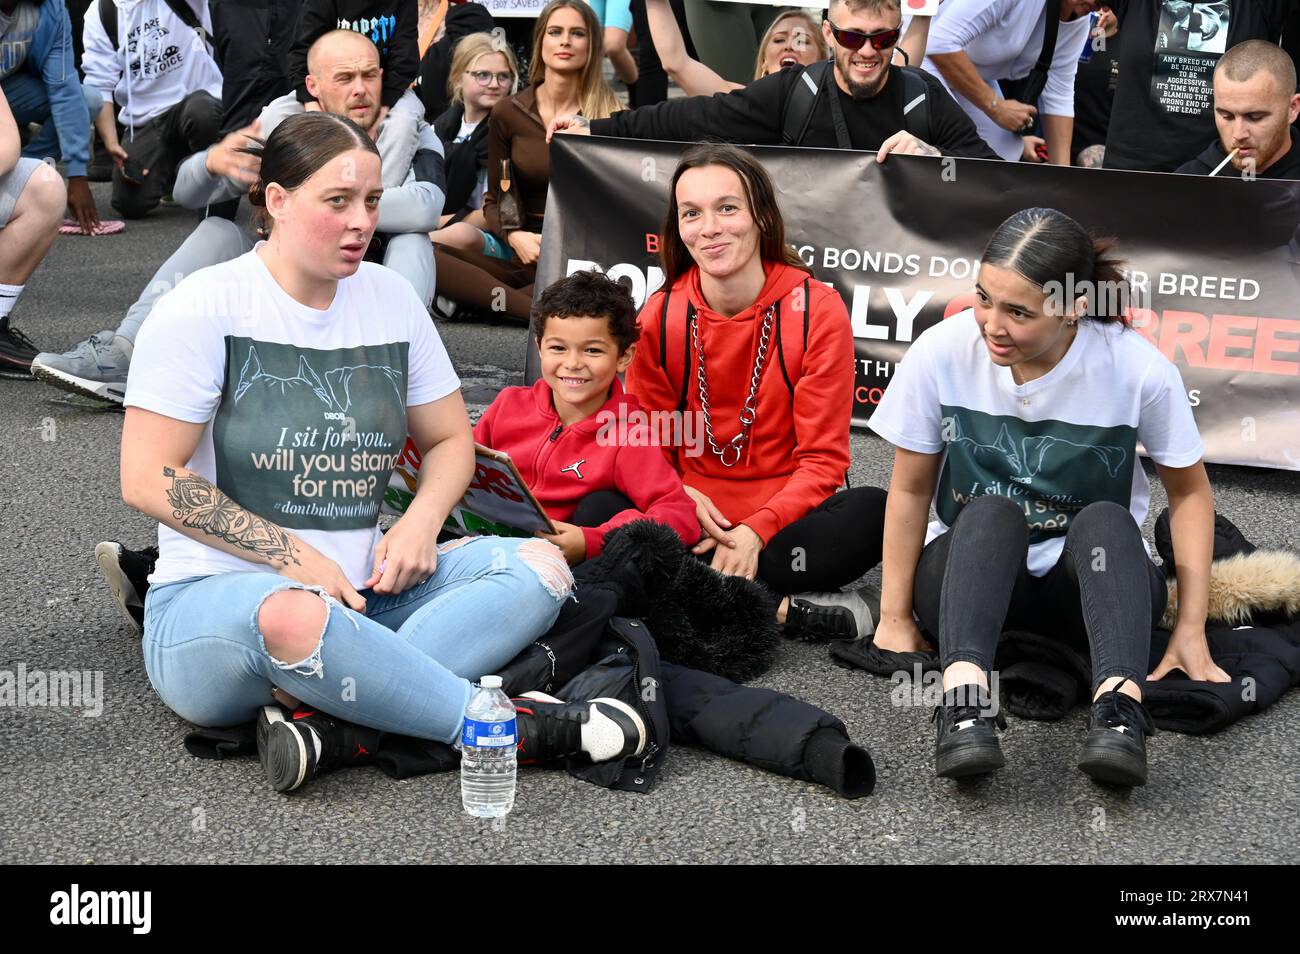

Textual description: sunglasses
[826,20,901,52]
[467,70,514,87]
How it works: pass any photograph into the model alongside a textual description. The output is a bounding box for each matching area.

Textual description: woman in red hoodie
[626,142,887,642]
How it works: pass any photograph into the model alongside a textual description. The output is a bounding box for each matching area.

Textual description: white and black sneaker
[512,691,647,764]
[95,541,157,634]
[784,586,879,642]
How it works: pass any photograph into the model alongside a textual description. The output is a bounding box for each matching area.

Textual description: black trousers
[573,486,888,596]
[210,0,300,134]
[628,0,696,108]
[913,495,1165,690]
[112,91,224,219]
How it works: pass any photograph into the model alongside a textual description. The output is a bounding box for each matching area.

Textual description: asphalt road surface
[2,189,1297,864]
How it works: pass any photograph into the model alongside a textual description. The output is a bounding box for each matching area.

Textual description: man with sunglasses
[550,0,998,161]
[923,0,1100,164]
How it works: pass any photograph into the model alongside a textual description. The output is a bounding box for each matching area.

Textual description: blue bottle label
[461,718,517,748]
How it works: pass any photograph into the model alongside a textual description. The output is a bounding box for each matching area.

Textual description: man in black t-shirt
[1176,39,1300,177]
[548,0,998,161]
[1103,0,1292,171]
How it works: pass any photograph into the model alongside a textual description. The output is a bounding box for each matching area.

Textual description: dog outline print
[233,344,405,416]
[948,417,1127,482]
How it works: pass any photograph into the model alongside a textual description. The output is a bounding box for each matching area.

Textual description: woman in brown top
[433,0,622,322]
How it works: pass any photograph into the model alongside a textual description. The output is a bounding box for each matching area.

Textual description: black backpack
[781,59,933,148]
[98,0,214,54]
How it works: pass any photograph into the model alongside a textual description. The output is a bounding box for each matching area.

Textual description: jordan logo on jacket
[560,459,586,479]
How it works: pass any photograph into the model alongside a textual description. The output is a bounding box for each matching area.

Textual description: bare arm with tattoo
[120,407,367,610]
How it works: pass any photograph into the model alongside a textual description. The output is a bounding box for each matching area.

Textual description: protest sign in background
[533,135,1300,471]
[479,0,548,18]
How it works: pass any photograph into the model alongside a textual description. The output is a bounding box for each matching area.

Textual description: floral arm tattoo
[163,466,301,567]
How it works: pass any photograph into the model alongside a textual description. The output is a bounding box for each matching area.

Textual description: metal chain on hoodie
[692,302,776,467]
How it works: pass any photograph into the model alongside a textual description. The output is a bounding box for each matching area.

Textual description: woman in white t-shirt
[868,207,1228,788]
[121,113,646,794]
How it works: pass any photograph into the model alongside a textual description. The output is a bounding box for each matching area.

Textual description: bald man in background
[32,29,446,405]
[1177,39,1300,179]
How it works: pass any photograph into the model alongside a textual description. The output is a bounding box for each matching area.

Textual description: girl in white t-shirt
[868,207,1228,787]
[121,113,646,794]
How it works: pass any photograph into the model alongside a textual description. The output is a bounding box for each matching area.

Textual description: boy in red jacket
[473,271,700,565]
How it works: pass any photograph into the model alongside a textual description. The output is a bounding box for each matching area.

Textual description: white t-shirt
[918,0,1092,161]
[126,249,461,588]
[868,310,1204,576]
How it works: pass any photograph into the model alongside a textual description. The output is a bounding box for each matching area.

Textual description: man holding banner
[548,0,999,160]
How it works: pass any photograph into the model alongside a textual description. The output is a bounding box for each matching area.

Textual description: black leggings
[914,495,1166,690]
[573,486,887,596]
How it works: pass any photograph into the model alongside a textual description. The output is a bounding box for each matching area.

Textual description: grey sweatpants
[116,219,435,341]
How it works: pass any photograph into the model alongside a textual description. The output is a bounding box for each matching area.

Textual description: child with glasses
[430,32,520,260]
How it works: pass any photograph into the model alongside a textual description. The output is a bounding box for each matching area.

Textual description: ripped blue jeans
[142,536,573,744]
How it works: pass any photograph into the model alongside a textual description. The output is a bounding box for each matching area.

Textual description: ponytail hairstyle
[241,112,379,234]
[659,142,808,285]
[980,207,1132,324]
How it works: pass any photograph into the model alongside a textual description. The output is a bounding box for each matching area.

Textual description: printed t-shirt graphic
[1152,2,1231,118]
[935,406,1137,545]
[127,16,189,80]
[214,338,410,531]
[866,310,1205,576]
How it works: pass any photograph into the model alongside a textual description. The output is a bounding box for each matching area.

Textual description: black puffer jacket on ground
[832,510,1300,735]
[185,522,874,797]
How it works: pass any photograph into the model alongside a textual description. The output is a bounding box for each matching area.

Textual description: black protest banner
[535,135,1300,470]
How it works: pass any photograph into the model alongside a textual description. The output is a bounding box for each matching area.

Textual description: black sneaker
[256,705,383,793]
[784,587,878,642]
[1078,679,1155,787]
[0,320,39,378]
[95,541,156,634]
[933,685,1007,779]
[512,691,646,765]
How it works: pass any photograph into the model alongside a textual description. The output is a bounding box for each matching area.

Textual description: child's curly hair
[531,270,640,352]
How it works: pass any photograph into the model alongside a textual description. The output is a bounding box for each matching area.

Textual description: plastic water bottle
[460,676,517,818]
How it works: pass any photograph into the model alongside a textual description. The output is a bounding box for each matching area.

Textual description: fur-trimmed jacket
[998,511,1296,733]
[834,509,1300,734]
